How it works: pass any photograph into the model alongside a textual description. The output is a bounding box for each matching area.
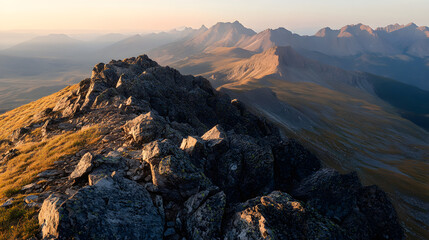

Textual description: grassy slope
[0,85,101,239]
[367,74,429,131]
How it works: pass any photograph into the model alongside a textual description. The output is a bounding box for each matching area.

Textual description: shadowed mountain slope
[169,45,429,239]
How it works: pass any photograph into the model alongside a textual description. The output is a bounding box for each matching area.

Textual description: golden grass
[0,83,101,239]
[0,126,100,199]
[0,126,100,239]
[0,202,39,240]
[0,84,78,139]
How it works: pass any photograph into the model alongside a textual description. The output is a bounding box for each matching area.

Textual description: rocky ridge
[2,55,403,239]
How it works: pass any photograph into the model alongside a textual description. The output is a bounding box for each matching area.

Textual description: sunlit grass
[0,126,100,239]
[0,126,100,198]
[0,202,39,240]
[0,84,77,139]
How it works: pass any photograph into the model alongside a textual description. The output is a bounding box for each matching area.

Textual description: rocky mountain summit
[2,55,403,239]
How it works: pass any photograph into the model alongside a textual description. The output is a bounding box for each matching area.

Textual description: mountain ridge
[0,55,404,239]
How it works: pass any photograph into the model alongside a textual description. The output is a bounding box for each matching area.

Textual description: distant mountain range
[149,21,429,90]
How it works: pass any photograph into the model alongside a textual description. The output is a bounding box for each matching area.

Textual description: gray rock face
[180,189,226,239]
[69,152,95,181]
[123,111,166,144]
[143,139,211,200]
[273,139,321,192]
[181,125,275,203]
[0,198,14,208]
[0,148,18,163]
[293,168,403,240]
[39,175,164,240]
[10,127,29,142]
[224,191,346,240]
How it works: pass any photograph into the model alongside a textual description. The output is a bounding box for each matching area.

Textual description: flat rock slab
[24,195,38,204]
[0,198,14,208]
[69,152,94,180]
[37,169,62,178]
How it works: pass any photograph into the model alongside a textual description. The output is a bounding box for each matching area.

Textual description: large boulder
[142,139,211,201]
[178,189,226,239]
[69,152,95,181]
[39,174,164,240]
[184,125,275,203]
[123,111,166,144]
[10,127,29,142]
[224,191,346,240]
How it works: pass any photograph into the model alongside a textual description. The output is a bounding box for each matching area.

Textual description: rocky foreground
[4,55,403,239]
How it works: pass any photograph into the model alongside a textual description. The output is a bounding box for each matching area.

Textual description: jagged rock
[24,195,40,207]
[192,126,275,202]
[123,96,150,113]
[293,168,403,239]
[41,120,51,137]
[39,175,164,240]
[69,152,95,181]
[21,183,38,191]
[224,191,346,240]
[53,91,80,117]
[123,111,166,144]
[37,169,61,178]
[10,127,29,142]
[273,139,321,192]
[201,124,227,141]
[200,125,229,152]
[143,139,211,200]
[88,157,127,185]
[24,195,38,204]
[106,150,121,158]
[33,107,53,120]
[356,185,404,240]
[92,88,122,107]
[180,136,206,160]
[180,189,226,239]
[142,139,179,162]
[0,198,14,208]
[1,148,18,162]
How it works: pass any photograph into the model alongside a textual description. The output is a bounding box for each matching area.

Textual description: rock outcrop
[224,191,346,239]
[22,55,402,239]
[39,174,164,240]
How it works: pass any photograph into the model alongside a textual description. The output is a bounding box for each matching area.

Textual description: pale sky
[0,0,428,35]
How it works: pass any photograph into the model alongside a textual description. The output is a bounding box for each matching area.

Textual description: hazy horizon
[2,0,428,35]
[1,20,427,50]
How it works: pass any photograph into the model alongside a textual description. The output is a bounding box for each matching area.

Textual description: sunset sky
[1,0,428,34]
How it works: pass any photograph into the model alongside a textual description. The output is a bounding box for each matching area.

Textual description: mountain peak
[315,27,336,37]
[406,22,418,28]
[377,23,405,32]
[339,23,375,37]
[210,21,256,36]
